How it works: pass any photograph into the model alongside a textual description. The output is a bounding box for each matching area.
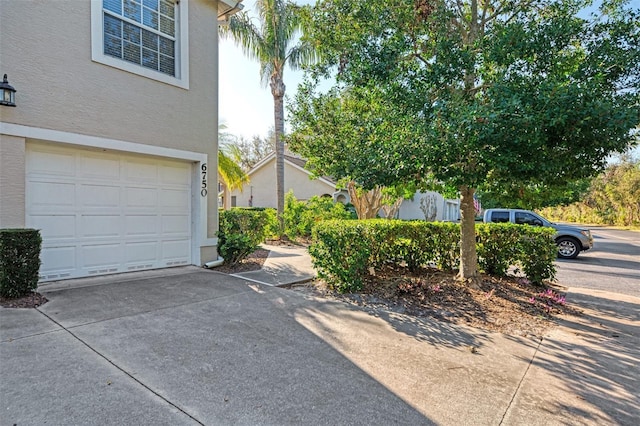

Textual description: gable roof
[247,152,337,188]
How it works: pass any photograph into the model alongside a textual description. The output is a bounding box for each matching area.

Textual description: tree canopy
[289,0,640,278]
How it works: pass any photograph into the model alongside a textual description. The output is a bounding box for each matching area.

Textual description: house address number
[201,163,207,197]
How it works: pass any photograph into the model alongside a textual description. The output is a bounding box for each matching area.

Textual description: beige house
[229,153,342,208]
[0,0,243,281]
[229,153,460,221]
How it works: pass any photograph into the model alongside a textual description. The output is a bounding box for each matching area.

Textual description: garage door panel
[81,243,123,269]
[29,215,76,239]
[160,189,190,209]
[40,246,76,278]
[79,184,121,208]
[124,187,158,209]
[80,215,121,238]
[28,181,75,210]
[162,239,190,263]
[27,143,193,281]
[79,155,120,179]
[162,215,190,235]
[27,149,75,177]
[125,215,159,236]
[160,163,190,185]
[124,160,158,183]
[125,241,158,264]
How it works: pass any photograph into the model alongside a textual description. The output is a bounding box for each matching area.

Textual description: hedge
[283,192,354,240]
[218,209,273,265]
[0,229,42,298]
[310,220,556,293]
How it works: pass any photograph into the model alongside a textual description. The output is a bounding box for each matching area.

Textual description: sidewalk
[229,243,316,286]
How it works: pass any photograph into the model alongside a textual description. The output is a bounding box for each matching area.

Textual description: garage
[26,142,193,281]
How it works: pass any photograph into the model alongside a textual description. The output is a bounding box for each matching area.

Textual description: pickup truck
[483,209,593,259]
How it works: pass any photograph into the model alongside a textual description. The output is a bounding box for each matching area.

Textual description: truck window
[515,212,540,225]
[490,211,510,223]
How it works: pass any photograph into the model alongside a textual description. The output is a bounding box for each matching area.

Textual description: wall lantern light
[0,74,17,107]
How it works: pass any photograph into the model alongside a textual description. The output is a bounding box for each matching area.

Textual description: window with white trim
[91,0,189,88]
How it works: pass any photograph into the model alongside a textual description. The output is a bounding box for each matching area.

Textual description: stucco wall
[397,191,446,221]
[231,159,336,208]
[0,135,26,228]
[0,0,217,155]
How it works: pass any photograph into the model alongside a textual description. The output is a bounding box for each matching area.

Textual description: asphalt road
[555,226,640,298]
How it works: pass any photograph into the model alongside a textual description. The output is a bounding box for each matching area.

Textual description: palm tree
[218,124,249,210]
[219,0,314,233]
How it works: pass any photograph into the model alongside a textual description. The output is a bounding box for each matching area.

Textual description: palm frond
[287,41,317,70]
[219,11,265,65]
[218,148,249,192]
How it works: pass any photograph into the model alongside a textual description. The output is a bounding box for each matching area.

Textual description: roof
[217,0,244,22]
[247,152,337,187]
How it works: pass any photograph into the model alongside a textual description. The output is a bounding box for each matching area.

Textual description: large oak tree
[289,0,640,280]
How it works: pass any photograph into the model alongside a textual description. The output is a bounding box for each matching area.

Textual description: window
[91,0,189,88]
[490,211,510,223]
[515,212,542,226]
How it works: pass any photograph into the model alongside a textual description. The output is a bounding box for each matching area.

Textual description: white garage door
[26,142,192,281]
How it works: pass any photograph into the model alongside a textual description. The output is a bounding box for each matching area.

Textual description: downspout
[204,257,225,268]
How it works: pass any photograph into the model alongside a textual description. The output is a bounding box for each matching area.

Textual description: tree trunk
[458,185,478,280]
[381,197,403,219]
[458,2,480,282]
[346,181,385,219]
[221,181,231,210]
[271,73,286,235]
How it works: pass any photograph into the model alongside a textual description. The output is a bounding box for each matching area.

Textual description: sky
[218,0,313,141]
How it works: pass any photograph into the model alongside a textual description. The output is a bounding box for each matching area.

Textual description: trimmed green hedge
[283,192,354,240]
[0,229,42,298]
[310,220,556,293]
[218,209,272,265]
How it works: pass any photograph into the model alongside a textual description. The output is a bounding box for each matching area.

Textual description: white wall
[392,191,460,221]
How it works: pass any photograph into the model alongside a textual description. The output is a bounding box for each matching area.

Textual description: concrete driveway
[1,267,639,425]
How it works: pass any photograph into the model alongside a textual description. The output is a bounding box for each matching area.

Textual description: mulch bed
[287,266,581,338]
[212,248,270,274]
[0,292,48,309]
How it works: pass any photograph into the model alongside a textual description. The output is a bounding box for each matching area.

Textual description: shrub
[311,220,460,292]
[218,209,271,265]
[515,226,557,285]
[283,191,353,240]
[310,221,372,292]
[259,208,279,240]
[476,223,522,276]
[0,229,42,298]
[310,220,556,292]
[477,223,557,284]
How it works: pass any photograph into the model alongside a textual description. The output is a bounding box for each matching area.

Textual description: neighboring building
[229,152,343,208]
[230,152,460,221]
[0,0,243,281]
[393,192,461,222]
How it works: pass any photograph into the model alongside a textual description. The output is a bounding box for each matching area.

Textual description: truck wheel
[557,237,580,259]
